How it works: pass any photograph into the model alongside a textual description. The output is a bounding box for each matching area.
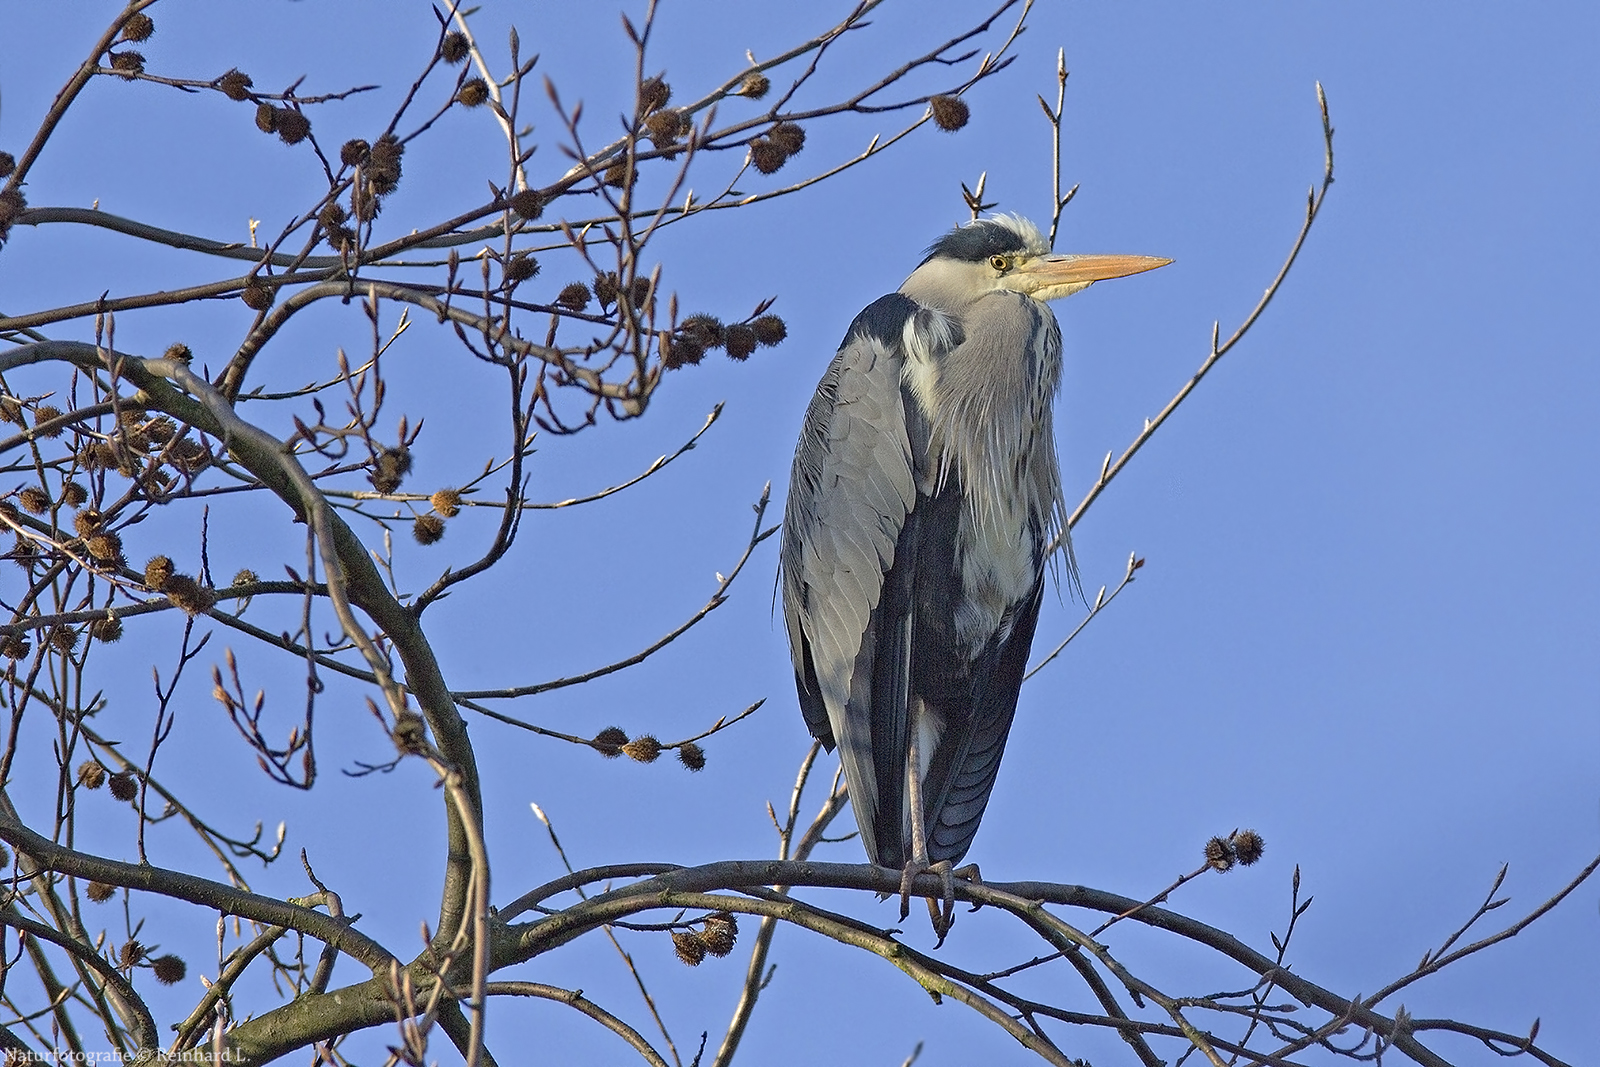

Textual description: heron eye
[989,255,1009,272]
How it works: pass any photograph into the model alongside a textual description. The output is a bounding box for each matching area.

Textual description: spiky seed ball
[370,446,412,494]
[60,480,88,507]
[368,135,405,187]
[90,613,123,643]
[49,625,77,653]
[1204,835,1236,872]
[622,735,662,763]
[629,277,653,310]
[145,416,176,445]
[319,201,348,232]
[724,324,758,362]
[218,69,253,101]
[505,253,539,283]
[276,109,311,145]
[254,103,279,134]
[412,514,445,545]
[86,881,116,903]
[78,760,107,789]
[678,314,724,350]
[340,138,370,167]
[749,138,787,175]
[769,122,805,156]
[33,405,64,437]
[752,315,787,347]
[440,30,471,64]
[639,76,671,114]
[169,437,211,473]
[509,188,544,220]
[86,531,123,565]
[0,152,15,179]
[672,931,706,966]
[144,555,174,591]
[556,282,591,312]
[108,772,138,802]
[602,161,632,189]
[119,940,144,968]
[677,742,705,771]
[241,278,274,311]
[662,337,704,371]
[120,12,155,41]
[152,954,186,986]
[0,397,21,424]
[1233,829,1265,866]
[164,574,215,616]
[457,78,490,108]
[0,634,31,659]
[700,911,738,957]
[593,272,620,308]
[75,509,105,537]
[430,489,462,518]
[593,726,629,757]
[108,51,145,78]
[645,108,687,146]
[163,342,193,363]
[18,487,49,515]
[737,71,770,99]
[930,94,970,132]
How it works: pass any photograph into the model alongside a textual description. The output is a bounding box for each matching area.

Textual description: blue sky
[2,2,1596,1063]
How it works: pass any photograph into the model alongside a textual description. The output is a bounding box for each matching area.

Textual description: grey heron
[780,214,1168,935]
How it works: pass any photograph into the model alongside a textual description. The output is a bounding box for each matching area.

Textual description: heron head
[919,214,1170,303]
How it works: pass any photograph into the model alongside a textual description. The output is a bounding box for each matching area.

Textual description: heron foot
[897,859,968,945]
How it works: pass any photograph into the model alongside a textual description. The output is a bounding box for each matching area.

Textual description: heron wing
[923,574,1045,865]
[782,294,926,865]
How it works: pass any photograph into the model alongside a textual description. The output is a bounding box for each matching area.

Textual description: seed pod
[1204,835,1235,872]
[120,12,155,41]
[556,282,591,312]
[700,911,738,957]
[108,51,145,78]
[622,735,662,763]
[49,625,78,653]
[412,514,445,545]
[1232,829,1265,866]
[769,122,805,156]
[930,94,970,132]
[33,405,64,437]
[440,31,470,64]
[152,954,187,986]
[662,336,704,371]
[78,761,107,789]
[672,931,706,966]
[678,314,724,350]
[119,940,144,968]
[60,480,88,507]
[509,188,545,220]
[752,315,787,347]
[86,881,116,903]
[144,555,175,591]
[18,487,49,514]
[163,342,193,363]
[108,772,138,802]
[736,72,770,99]
[74,509,105,537]
[638,76,671,114]
[749,138,787,175]
[218,69,253,101]
[592,272,620,308]
[602,161,632,189]
[724,324,758,362]
[0,634,31,659]
[164,574,216,616]
[430,489,462,518]
[0,397,21,424]
[593,726,629,757]
[86,531,123,565]
[505,253,539,283]
[276,109,311,146]
[90,613,123,643]
[255,103,280,134]
[340,138,370,166]
[677,742,705,771]
[241,278,274,311]
[457,78,489,108]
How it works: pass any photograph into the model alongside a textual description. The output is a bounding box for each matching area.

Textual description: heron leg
[898,709,957,944]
